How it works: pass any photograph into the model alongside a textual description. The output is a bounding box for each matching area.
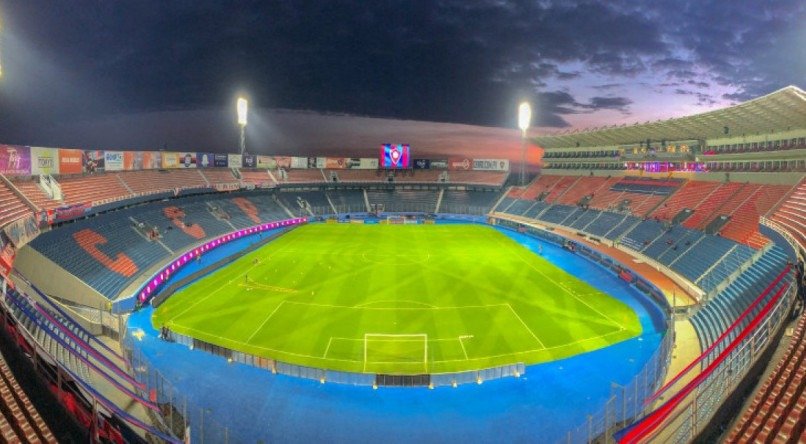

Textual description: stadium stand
[366,190,439,213]
[119,170,209,195]
[769,177,806,250]
[439,190,503,214]
[727,311,806,443]
[0,351,55,443]
[10,180,59,210]
[0,180,31,226]
[650,181,722,222]
[282,169,327,183]
[445,171,508,186]
[239,169,276,187]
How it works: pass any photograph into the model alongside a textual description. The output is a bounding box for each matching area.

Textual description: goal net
[363,333,428,373]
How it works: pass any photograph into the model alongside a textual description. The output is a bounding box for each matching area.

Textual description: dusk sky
[0,1,803,153]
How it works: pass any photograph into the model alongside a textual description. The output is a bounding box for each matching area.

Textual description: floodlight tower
[237,97,248,155]
[518,102,532,186]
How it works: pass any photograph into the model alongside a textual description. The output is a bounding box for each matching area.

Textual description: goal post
[363,333,428,373]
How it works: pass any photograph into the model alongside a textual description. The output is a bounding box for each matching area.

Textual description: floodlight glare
[518,102,531,133]
[237,97,248,126]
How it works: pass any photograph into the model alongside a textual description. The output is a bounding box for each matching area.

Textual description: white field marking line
[505,303,546,349]
[172,323,626,366]
[433,329,627,364]
[239,282,297,293]
[178,325,361,363]
[458,335,473,360]
[354,300,437,308]
[511,250,625,330]
[329,336,460,344]
[323,337,334,358]
[245,301,286,344]
[166,262,260,324]
[282,300,508,311]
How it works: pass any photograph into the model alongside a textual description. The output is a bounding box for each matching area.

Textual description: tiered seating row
[727,297,806,443]
[769,178,806,250]
[0,180,31,226]
[650,181,721,221]
[0,352,54,443]
[721,183,796,247]
[689,246,790,357]
[29,194,289,299]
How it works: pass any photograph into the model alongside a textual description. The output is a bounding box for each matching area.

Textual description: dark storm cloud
[673,89,716,106]
[534,91,633,127]
[0,0,802,148]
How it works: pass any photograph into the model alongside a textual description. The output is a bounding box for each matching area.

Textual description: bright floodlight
[518,102,531,133]
[237,97,248,126]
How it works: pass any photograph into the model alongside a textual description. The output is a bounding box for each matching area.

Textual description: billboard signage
[31,147,59,175]
[413,159,431,169]
[213,153,228,167]
[430,159,448,169]
[242,154,257,168]
[104,151,124,171]
[196,153,213,168]
[473,159,509,171]
[227,154,242,169]
[142,151,162,169]
[448,158,472,170]
[58,149,84,174]
[0,145,32,176]
[83,150,105,173]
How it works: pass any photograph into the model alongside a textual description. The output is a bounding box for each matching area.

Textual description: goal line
[363,333,428,373]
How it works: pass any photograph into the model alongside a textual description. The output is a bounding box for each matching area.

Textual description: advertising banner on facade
[256,155,275,169]
[344,158,361,169]
[2,214,39,248]
[161,152,180,169]
[0,232,15,279]
[274,156,292,169]
[291,157,308,169]
[242,154,257,168]
[104,151,124,171]
[30,147,59,175]
[429,159,449,169]
[83,150,105,173]
[196,153,214,168]
[472,159,510,171]
[227,154,242,169]
[325,157,347,169]
[358,158,379,169]
[413,159,431,169]
[448,158,472,170]
[142,151,162,169]
[0,145,32,176]
[213,153,228,167]
[58,149,84,174]
[178,152,197,168]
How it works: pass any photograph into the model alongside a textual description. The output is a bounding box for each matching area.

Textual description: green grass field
[152,223,641,374]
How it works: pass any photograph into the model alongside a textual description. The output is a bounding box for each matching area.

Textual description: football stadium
[0,86,801,443]
[0,4,805,444]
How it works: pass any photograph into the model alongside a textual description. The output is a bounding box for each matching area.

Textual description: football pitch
[152,223,642,374]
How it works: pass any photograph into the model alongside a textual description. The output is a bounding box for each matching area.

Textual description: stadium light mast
[237,97,248,155]
[518,102,532,186]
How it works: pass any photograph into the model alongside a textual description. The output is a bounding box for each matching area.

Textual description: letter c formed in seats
[163,206,206,239]
[73,229,138,277]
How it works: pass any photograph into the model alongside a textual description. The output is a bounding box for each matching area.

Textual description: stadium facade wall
[13,246,109,308]
[538,169,804,185]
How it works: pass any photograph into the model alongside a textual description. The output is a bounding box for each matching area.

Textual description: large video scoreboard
[379,144,411,169]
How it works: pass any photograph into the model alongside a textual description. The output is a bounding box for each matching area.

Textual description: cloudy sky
[0,0,803,153]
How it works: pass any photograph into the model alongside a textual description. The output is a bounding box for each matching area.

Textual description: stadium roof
[535,85,806,148]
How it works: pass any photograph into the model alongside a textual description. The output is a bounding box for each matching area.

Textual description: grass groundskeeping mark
[152,224,641,374]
